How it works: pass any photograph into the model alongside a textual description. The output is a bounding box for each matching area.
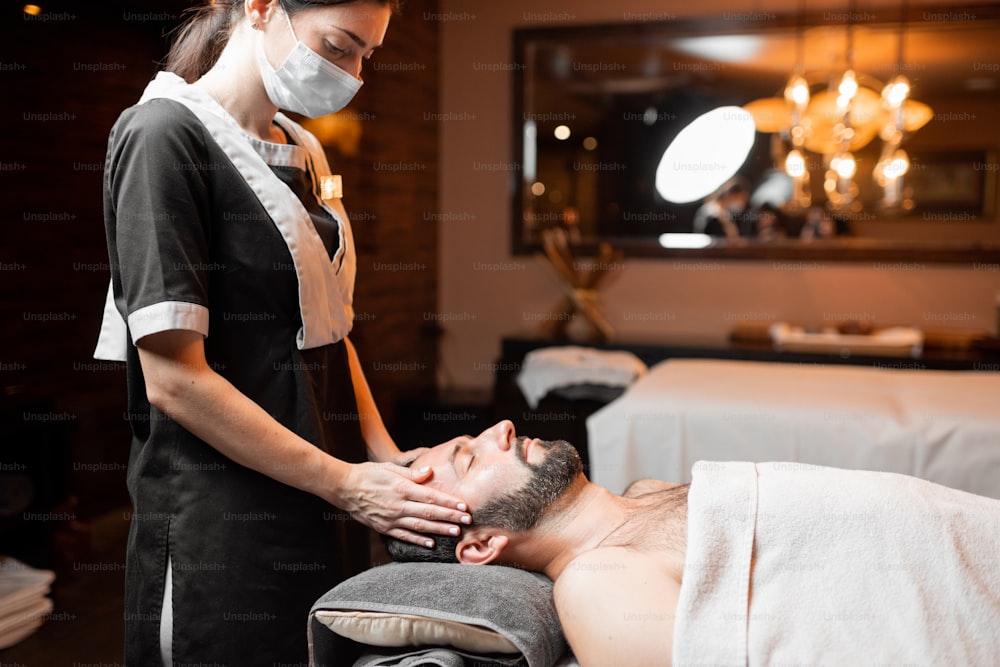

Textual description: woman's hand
[337,461,471,547]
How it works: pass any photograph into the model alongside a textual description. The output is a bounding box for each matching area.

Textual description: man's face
[410,420,583,529]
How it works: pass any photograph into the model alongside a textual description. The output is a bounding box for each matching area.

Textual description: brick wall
[332,1,443,420]
[0,0,440,519]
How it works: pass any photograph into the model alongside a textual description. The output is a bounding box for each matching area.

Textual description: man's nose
[480,420,514,451]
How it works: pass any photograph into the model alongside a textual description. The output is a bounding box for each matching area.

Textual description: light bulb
[887,149,909,177]
[785,74,810,108]
[785,149,807,178]
[838,70,858,101]
[832,153,857,179]
[882,75,910,108]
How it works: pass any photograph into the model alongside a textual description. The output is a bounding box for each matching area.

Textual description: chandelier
[743,0,933,216]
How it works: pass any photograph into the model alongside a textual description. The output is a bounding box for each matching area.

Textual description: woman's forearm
[344,337,401,462]
[137,329,471,542]
[137,330,352,507]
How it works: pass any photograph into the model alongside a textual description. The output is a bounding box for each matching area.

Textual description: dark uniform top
[98,74,369,666]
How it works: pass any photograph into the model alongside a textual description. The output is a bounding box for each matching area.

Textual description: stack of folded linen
[515,345,648,409]
[768,322,923,357]
[0,556,55,649]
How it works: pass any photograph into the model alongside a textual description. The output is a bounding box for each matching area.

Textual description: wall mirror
[512,4,1000,261]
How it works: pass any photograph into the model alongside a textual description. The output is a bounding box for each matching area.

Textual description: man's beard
[472,437,583,532]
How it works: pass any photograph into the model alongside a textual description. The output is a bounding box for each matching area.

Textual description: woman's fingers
[342,462,471,538]
[409,464,433,484]
[407,465,468,512]
[398,496,471,533]
[398,499,470,533]
[384,527,440,549]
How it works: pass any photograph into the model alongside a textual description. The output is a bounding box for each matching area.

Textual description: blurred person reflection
[800,206,852,240]
[692,177,750,240]
[752,203,789,242]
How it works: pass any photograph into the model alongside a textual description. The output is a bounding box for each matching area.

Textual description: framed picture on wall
[905,149,997,217]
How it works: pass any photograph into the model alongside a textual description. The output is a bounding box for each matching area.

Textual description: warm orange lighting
[877,149,910,181]
[831,153,857,180]
[298,112,362,156]
[743,97,791,133]
[881,75,910,109]
[801,87,882,154]
[837,70,859,101]
[784,74,810,108]
[23,4,41,15]
[784,149,807,178]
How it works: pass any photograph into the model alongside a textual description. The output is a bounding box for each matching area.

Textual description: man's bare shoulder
[556,546,675,591]
[554,547,679,666]
[557,546,639,585]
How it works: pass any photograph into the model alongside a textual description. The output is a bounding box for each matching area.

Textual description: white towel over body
[673,461,1000,666]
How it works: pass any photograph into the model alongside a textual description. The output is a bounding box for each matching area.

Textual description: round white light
[785,74,810,107]
[784,149,807,178]
[553,125,571,140]
[838,70,858,100]
[832,153,857,179]
[886,150,910,178]
[655,106,756,203]
[883,77,910,108]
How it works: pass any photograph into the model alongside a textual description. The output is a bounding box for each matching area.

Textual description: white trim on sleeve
[128,301,209,344]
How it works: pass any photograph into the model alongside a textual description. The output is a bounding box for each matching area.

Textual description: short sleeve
[105,99,215,344]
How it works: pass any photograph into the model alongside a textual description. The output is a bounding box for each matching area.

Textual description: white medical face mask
[256,10,362,118]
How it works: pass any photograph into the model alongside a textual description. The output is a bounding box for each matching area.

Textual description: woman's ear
[455,530,510,565]
[245,0,276,25]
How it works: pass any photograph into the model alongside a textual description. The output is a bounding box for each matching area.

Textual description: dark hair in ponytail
[165,0,402,84]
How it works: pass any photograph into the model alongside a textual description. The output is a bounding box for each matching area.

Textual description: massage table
[586,358,1000,498]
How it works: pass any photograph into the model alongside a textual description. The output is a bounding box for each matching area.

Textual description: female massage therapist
[92,0,471,664]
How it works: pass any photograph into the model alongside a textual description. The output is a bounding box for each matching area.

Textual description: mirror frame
[510,4,1000,263]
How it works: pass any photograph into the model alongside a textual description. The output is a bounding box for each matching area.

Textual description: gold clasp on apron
[320,174,343,200]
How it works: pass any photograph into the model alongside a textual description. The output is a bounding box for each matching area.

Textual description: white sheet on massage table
[586,359,1000,498]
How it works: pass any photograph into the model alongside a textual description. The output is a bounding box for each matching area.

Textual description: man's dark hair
[382,532,461,563]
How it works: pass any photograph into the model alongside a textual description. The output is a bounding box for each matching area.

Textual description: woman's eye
[324,41,346,56]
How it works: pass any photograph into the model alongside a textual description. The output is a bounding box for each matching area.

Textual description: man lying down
[386,420,1000,666]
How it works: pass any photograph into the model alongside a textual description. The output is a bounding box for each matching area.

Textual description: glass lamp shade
[801,87,882,154]
[743,97,792,133]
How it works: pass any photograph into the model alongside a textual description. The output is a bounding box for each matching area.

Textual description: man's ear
[454,528,510,565]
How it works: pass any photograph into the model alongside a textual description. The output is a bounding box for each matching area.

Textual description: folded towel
[515,346,647,409]
[0,556,55,649]
[674,461,1000,665]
